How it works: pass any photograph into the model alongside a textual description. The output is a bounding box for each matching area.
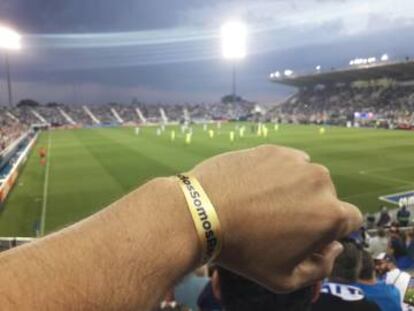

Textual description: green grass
[1,123,414,237]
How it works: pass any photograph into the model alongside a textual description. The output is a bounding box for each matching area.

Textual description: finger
[336,201,363,238]
[290,241,343,288]
[277,145,311,163]
[308,163,337,196]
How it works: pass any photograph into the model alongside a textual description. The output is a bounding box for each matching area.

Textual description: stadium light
[316,65,321,71]
[221,20,247,104]
[0,26,21,50]
[269,71,281,79]
[221,21,247,60]
[381,54,389,62]
[0,26,21,107]
[284,69,293,77]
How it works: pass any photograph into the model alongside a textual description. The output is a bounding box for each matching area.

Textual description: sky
[1,0,414,105]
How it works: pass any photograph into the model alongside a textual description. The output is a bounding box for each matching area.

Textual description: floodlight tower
[0,26,21,106]
[221,21,247,104]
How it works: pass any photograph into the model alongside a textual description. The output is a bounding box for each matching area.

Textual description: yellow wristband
[176,174,222,263]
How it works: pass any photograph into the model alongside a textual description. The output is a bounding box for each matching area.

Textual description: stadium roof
[270,60,414,88]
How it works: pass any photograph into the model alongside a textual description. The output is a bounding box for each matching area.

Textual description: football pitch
[1,123,414,237]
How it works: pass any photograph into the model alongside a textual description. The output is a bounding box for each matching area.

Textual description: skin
[0,145,362,310]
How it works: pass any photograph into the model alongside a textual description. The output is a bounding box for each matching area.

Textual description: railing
[0,132,38,206]
[0,237,35,252]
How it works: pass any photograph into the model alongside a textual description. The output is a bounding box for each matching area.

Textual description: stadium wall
[0,132,38,206]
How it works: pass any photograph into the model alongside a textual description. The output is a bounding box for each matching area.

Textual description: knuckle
[331,203,348,227]
[318,200,347,231]
[309,164,332,185]
[299,150,311,162]
[256,144,279,153]
[312,163,331,178]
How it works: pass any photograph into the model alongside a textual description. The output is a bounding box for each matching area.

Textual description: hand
[189,144,362,292]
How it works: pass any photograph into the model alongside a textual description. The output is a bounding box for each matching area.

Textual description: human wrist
[147,177,202,273]
[175,174,223,263]
[185,172,235,264]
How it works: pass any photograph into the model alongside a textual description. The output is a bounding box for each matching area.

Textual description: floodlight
[381,54,389,62]
[284,69,293,77]
[316,65,321,71]
[0,26,21,50]
[275,71,281,78]
[221,21,247,60]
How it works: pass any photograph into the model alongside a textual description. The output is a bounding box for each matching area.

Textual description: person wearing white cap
[375,253,413,311]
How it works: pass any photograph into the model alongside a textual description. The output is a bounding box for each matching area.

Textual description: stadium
[1,2,414,311]
[2,59,414,237]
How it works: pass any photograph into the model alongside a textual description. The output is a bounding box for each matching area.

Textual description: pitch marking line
[40,131,52,236]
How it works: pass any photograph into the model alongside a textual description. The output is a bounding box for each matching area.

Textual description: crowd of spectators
[155,233,414,311]
[0,107,27,153]
[0,101,254,128]
[366,223,414,270]
[269,83,414,128]
[152,201,414,311]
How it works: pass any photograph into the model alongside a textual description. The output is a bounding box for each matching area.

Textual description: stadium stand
[0,101,254,130]
[269,60,414,129]
[0,107,28,153]
[268,84,414,128]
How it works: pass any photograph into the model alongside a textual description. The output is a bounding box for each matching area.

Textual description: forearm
[0,177,199,310]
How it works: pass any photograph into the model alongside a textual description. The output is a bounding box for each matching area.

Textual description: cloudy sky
[1,0,414,105]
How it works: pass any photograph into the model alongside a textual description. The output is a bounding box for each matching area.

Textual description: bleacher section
[267,84,414,127]
[269,60,414,128]
[0,131,37,207]
[0,102,255,130]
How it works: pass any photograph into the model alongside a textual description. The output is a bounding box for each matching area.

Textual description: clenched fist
[189,144,362,292]
[0,144,362,311]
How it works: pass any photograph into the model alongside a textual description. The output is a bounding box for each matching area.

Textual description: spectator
[366,213,376,230]
[312,241,381,311]
[175,266,209,311]
[368,228,389,258]
[377,206,391,228]
[156,290,191,311]
[210,267,315,311]
[389,226,408,263]
[397,206,411,227]
[198,279,222,311]
[355,250,402,311]
[375,253,414,311]
[405,229,414,261]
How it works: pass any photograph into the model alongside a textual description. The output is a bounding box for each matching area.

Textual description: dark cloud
[0,0,414,104]
[0,0,197,33]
